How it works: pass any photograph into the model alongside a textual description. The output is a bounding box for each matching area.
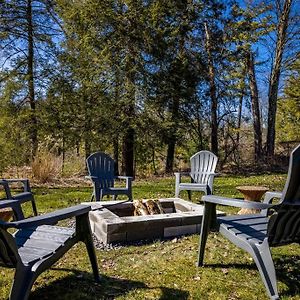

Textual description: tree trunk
[165,95,180,174]
[113,136,119,176]
[236,69,246,150]
[236,93,243,147]
[166,137,176,173]
[246,51,263,160]
[122,45,135,177]
[84,138,91,160]
[152,146,157,175]
[204,23,218,155]
[266,0,293,157]
[122,127,134,177]
[26,0,38,159]
[113,66,121,177]
[83,93,91,159]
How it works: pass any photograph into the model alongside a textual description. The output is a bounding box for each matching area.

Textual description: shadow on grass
[29,269,189,300]
[204,255,300,298]
[204,262,257,270]
[274,255,300,298]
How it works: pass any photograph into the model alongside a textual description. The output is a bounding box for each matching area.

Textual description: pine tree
[276,58,300,143]
[0,0,61,159]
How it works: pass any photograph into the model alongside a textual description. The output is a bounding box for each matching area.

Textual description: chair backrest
[0,227,19,268]
[190,151,218,184]
[86,152,115,188]
[267,144,300,246]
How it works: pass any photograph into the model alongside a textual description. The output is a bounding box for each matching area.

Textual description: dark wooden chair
[0,202,100,300]
[86,152,133,201]
[0,179,37,216]
[197,144,300,300]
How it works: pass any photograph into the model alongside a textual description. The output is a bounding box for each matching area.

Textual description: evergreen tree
[0,0,61,159]
[276,58,300,143]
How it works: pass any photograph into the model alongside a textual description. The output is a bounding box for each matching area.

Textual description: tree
[0,0,61,159]
[204,22,218,155]
[266,0,294,157]
[246,50,263,159]
[276,58,300,143]
[228,3,273,161]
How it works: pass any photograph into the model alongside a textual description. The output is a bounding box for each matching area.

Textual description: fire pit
[84,198,225,244]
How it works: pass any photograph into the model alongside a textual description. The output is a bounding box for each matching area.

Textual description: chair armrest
[0,199,25,220]
[202,195,273,210]
[174,172,190,176]
[174,172,191,183]
[207,172,218,177]
[85,175,99,182]
[116,176,133,180]
[263,191,283,204]
[115,176,132,189]
[0,199,21,209]
[5,204,91,229]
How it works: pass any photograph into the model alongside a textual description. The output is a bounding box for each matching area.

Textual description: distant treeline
[0,0,299,175]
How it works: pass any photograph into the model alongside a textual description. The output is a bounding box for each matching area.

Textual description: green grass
[1,174,300,300]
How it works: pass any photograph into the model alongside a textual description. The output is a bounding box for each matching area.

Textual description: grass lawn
[1,174,300,300]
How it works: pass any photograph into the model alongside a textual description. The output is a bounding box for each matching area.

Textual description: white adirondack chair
[174,151,218,199]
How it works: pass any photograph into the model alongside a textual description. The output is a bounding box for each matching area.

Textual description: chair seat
[178,183,207,191]
[103,187,130,193]
[15,225,75,265]
[218,214,268,244]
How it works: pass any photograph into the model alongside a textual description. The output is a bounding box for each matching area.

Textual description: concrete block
[164,224,197,238]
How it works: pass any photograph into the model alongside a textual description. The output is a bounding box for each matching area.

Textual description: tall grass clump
[61,152,86,177]
[31,150,62,183]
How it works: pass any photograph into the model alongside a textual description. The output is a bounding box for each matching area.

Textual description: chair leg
[175,174,180,198]
[187,190,192,201]
[93,183,101,201]
[84,234,101,282]
[128,190,133,201]
[175,185,180,198]
[31,199,38,216]
[197,203,214,266]
[77,214,100,282]
[10,266,35,300]
[251,242,279,300]
[97,190,103,202]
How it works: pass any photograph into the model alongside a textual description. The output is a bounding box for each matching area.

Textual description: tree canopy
[0,0,299,176]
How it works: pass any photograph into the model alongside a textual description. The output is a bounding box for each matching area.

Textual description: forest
[0,0,299,178]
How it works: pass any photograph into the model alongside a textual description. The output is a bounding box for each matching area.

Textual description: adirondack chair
[174,151,218,199]
[0,201,100,300]
[0,179,37,217]
[86,152,133,201]
[197,144,300,300]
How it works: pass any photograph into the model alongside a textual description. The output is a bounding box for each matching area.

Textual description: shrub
[31,151,62,183]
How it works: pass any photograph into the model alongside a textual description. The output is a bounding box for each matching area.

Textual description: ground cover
[1,174,299,300]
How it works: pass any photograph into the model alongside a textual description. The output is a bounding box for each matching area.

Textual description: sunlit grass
[1,173,299,300]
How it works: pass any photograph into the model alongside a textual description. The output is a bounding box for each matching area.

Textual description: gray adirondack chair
[86,152,133,201]
[197,144,300,300]
[175,151,218,199]
[0,202,100,300]
[0,178,37,216]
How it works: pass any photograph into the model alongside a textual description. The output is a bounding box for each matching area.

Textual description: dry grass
[31,150,62,183]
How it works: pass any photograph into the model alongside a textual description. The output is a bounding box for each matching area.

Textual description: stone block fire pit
[84,198,225,244]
